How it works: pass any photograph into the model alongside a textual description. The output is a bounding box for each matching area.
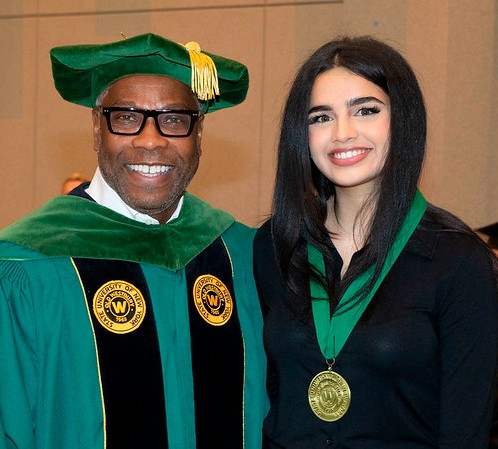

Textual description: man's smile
[127,164,173,175]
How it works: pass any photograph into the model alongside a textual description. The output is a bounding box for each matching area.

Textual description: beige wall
[1,0,497,230]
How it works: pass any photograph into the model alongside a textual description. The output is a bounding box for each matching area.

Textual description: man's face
[93,75,203,224]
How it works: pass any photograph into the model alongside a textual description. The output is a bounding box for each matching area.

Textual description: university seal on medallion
[193,274,233,326]
[308,369,351,422]
[92,280,146,334]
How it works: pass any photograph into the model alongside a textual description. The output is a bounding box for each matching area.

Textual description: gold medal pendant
[308,368,351,422]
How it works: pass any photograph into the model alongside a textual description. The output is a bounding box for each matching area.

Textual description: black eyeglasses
[101,107,200,137]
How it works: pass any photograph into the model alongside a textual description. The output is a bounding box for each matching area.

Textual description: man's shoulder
[0,240,46,260]
[1,196,93,229]
[0,196,98,245]
[225,220,256,238]
[220,221,257,261]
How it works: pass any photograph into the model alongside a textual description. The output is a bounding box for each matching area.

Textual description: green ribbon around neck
[309,190,427,361]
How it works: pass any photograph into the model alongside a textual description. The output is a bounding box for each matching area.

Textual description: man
[0,33,267,448]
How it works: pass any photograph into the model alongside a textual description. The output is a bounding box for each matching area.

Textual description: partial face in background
[308,67,391,193]
[93,75,203,224]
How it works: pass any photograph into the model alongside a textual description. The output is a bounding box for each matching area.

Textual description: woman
[254,36,498,448]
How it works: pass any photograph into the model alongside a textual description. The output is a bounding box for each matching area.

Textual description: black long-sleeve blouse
[254,217,498,449]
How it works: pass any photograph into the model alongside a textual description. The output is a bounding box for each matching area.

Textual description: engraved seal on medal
[308,370,351,422]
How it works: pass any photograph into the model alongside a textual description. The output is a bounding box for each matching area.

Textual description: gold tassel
[183,41,219,101]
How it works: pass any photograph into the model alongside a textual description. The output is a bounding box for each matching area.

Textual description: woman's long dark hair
[271,35,495,312]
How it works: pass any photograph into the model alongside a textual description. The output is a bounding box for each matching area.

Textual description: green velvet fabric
[0,192,234,271]
[50,33,249,111]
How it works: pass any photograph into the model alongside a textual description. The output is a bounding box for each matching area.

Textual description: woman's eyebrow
[308,96,386,115]
[348,96,385,107]
[308,105,332,114]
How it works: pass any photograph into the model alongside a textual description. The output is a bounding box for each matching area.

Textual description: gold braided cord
[183,41,220,101]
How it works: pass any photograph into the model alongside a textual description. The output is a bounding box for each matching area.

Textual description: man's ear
[196,114,204,146]
[92,109,101,152]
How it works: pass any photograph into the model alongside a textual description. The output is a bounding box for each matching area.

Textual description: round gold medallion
[193,274,233,326]
[93,280,146,334]
[308,370,351,421]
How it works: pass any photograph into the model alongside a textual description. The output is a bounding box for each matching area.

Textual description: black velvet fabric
[74,258,168,448]
[186,237,245,449]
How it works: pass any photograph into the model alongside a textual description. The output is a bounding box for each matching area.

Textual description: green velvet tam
[50,33,249,112]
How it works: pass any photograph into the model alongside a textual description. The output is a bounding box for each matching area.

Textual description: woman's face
[308,67,391,193]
